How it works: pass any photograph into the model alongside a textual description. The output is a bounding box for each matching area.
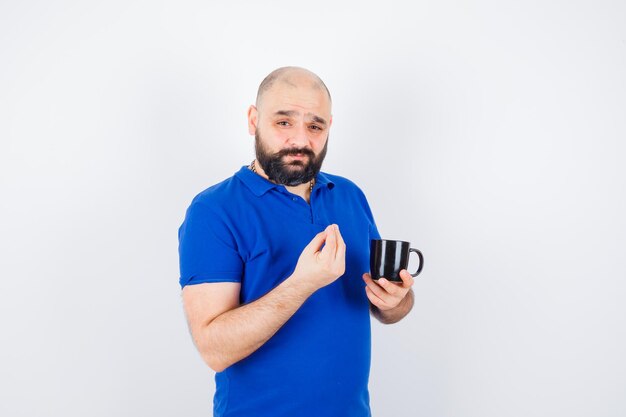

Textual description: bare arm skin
[182,224,345,372]
[362,269,415,324]
[369,288,414,324]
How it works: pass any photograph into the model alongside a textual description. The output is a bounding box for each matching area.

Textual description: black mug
[370,239,424,282]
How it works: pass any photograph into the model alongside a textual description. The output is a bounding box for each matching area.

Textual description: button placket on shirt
[294,193,313,223]
[278,188,312,223]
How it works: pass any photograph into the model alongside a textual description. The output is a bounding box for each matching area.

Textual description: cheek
[313,136,329,152]
[266,127,291,144]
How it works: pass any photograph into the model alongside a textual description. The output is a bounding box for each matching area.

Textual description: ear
[247,105,258,135]
[328,114,333,129]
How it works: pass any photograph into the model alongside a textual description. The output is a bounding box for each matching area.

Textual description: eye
[309,125,322,131]
[277,121,290,126]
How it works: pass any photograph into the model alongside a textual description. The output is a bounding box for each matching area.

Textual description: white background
[1,1,625,416]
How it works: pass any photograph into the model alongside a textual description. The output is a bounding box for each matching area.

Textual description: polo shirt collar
[314,171,335,190]
[235,166,335,197]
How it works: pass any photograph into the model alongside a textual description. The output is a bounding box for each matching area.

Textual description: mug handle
[409,248,424,277]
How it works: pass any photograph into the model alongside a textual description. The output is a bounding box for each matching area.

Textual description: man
[178,66,415,417]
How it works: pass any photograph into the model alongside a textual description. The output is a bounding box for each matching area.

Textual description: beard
[254,132,328,186]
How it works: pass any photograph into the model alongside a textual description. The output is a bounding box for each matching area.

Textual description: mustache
[276,148,315,158]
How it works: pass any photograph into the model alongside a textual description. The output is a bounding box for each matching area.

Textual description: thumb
[303,229,329,254]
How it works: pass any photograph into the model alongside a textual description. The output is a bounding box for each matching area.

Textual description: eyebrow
[273,110,328,126]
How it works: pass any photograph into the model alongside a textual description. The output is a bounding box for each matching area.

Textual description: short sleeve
[369,220,381,241]
[178,200,243,288]
[354,184,381,241]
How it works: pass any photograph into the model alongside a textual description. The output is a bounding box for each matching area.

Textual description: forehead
[259,79,331,119]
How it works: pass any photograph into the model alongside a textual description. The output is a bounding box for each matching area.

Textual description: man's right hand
[292,224,346,292]
[183,223,346,372]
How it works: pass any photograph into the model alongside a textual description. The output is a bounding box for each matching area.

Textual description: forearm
[370,289,414,324]
[198,275,315,372]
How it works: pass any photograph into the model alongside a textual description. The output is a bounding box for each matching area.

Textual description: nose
[287,123,310,148]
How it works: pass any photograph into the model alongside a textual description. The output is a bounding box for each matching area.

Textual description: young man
[178,66,415,416]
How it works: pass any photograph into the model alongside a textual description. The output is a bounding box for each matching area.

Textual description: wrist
[372,289,414,324]
[284,272,318,298]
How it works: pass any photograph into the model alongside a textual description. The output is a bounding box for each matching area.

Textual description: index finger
[320,224,337,258]
[334,224,346,265]
[335,224,346,252]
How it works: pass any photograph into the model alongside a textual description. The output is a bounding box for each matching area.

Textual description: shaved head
[247,66,333,187]
[255,66,332,109]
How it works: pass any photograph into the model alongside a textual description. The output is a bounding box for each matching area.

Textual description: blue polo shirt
[178,166,380,417]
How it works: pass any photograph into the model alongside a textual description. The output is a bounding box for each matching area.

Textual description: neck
[249,159,314,203]
[285,182,312,202]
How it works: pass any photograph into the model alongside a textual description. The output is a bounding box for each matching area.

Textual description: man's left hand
[362,270,414,311]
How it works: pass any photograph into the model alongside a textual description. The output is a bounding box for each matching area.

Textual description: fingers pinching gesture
[293,224,346,291]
